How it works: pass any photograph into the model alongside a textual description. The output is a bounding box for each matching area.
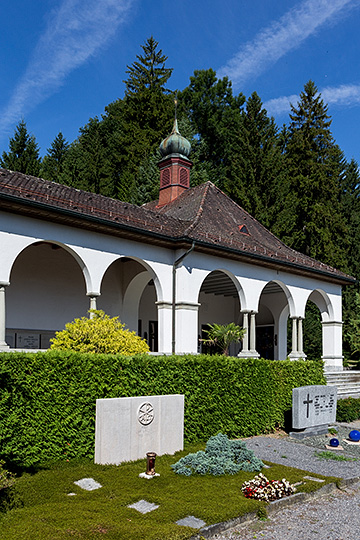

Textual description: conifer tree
[102,37,174,202]
[41,132,70,181]
[223,92,286,225]
[124,36,173,94]
[1,120,41,176]
[179,69,244,189]
[274,80,348,269]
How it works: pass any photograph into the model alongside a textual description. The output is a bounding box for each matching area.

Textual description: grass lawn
[0,444,339,540]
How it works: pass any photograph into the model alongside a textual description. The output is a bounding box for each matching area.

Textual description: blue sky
[1,0,360,162]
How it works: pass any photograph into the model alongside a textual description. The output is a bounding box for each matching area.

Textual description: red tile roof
[0,168,354,285]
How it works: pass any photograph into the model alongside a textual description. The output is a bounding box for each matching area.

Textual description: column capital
[155,301,172,309]
[175,302,200,311]
[86,292,100,297]
[0,282,10,287]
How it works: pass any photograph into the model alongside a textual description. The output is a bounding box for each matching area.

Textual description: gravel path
[214,481,360,540]
[209,422,360,540]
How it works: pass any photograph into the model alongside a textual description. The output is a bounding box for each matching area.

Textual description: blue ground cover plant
[171,433,264,476]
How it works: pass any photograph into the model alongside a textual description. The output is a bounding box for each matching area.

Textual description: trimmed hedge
[0,352,325,467]
[336,397,360,423]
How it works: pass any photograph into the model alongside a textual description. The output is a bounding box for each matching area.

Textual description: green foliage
[223,92,286,227]
[171,433,263,476]
[41,132,69,181]
[202,323,245,355]
[273,80,348,269]
[124,36,173,95]
[336,397,360,423]
[314,450,356,462]
[0,120,41,176]
[0,352,324,467]
[303,301,322,361]
[50,310,149,355]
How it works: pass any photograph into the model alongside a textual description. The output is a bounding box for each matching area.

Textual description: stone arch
[9,239,91,292]
[197,269,243,355]
[99,256,161,351]
[7,240,89,348]
[257,280,294,360]
[306,289,334,322]
[197,268,245,309]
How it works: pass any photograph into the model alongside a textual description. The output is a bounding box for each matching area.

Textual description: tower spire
[157,103,192,207]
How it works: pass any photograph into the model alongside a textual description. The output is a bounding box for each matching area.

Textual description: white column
[289,317,298,360]
[250,311,256,356]
[239,311,260,359]
[175,302,200,354]
[322,320,343,372]
[238,311,250,357]
[297,317,306,359]
[87,293,100,318]
[156,301,172,354]
[0,283,10,349]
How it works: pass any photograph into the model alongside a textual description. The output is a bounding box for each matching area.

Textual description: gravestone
[290,385,337,439]
[95,394,184,465]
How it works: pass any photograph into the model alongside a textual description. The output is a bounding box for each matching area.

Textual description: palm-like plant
[202,322,245,356]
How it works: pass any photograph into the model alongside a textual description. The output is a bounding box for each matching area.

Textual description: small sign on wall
[16,333,40,349]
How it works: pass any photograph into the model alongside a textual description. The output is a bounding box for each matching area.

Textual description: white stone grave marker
[95,394,184,465]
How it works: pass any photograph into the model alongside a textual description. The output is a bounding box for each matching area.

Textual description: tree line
[1,37,360,362]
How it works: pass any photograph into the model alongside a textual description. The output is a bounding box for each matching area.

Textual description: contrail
[264,84,360,116]
[217,0,357,88]
[0,0,134,137]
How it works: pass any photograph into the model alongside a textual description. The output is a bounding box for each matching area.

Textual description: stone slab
[292,385,337,430]
[176,516,206,528]
[303,475,325,483]
[127,499,159,514]
[95,394,184,465]
[74,478,102,491]
[290,424,329,439]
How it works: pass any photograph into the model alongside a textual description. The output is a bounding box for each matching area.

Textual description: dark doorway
[148,320,158,352]
[256,326,274,359]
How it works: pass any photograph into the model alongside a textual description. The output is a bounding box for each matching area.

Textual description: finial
[174,94,178,121]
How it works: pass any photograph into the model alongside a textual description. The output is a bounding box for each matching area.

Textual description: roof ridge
[182,182,210,236]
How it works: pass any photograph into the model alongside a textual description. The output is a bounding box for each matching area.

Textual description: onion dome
[159,119,191,159]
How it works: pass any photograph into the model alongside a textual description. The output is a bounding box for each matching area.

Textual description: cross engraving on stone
[303,393,313,418]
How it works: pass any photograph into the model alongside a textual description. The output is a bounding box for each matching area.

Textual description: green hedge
[336,397,360,423]
[0,352,325,467]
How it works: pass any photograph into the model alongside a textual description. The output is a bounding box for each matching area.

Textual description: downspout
[172,241,195,354]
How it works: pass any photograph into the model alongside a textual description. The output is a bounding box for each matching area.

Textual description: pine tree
[124,36,172,95]
[1,120,41,176]
[41,132,70,181]
[274,80,348,269]
[223,92,286,225]
[102,37,174,202]
[179,69,244,189]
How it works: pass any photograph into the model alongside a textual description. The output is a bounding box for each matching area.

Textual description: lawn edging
[191,477,360,539]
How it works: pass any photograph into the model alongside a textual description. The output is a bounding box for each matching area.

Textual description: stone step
[324,371,360,398]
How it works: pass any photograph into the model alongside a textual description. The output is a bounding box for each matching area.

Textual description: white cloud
[264,84,360,116]
[0,0,134,135]
[217,0,356,87]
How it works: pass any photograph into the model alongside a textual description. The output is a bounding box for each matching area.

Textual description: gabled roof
[145,181,355,284]
[0,168,354,285]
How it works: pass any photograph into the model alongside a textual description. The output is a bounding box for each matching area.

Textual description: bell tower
[157,109,192,207]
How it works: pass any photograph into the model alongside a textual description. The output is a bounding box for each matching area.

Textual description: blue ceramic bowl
[349,430,360,442]
[329,438,339,447]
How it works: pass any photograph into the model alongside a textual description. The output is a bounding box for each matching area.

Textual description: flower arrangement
[241,473,295,501]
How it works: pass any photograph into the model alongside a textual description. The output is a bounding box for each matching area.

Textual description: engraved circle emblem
[138,402,154,425]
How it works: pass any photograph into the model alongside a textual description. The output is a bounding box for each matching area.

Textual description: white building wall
[0,211,345,368]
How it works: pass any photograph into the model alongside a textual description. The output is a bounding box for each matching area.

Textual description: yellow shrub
[50,310,149,354]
